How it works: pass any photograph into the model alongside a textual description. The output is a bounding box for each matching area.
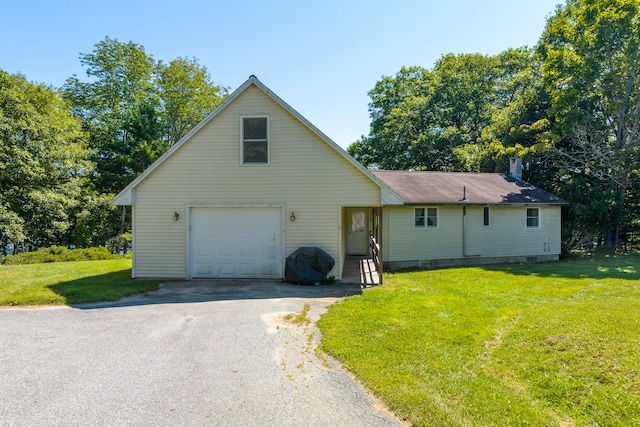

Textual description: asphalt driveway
[0,281,404,426]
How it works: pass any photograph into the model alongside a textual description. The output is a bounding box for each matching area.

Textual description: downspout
[462,205,481,258]
[462,205,467,257]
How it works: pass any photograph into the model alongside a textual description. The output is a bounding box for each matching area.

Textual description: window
[351,211,365,232]
[483,206,490,227]
[527,208,539,228]
[415,207,437,228]
[427,208,438,227]
[242,116,268,164]
[415,208,425,227]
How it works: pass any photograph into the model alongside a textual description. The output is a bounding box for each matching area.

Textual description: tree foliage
[350,49,544,171]
[0,70,94,253]
[538,0,640,249]
[351,0,640,251]
[63,37,157,193]
[63,37,228,194]
[157,57,228,145]
[1,37,228,254]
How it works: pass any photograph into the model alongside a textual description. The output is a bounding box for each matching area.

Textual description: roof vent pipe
[510,157,523,180]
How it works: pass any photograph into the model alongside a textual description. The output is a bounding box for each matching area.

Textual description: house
[371,169,565,270]
[113,75,565,281]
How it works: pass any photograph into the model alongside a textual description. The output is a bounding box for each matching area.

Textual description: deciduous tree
[156,57,228,145]
[350,50,537,171]
[0,70,91,251]
[538,0,640,248]
[62,36,157,194]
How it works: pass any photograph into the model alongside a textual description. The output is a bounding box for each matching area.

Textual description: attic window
[242,116,269,164]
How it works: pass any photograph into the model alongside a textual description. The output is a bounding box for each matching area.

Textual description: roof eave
[401,201,568,206]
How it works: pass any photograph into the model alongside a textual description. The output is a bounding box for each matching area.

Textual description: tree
[0,70,91,252]
[538,0,640,249]
[453,48,558,174]
[62,36,157,194]
[349,50,536,171]
[156,57,228,145]
[60,37,229,246]
[63,38,228,194]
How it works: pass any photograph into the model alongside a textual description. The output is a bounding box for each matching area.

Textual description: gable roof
[372,170,567,206]
[113,75,403,206]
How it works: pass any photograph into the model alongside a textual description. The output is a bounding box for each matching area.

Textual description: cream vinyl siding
[382,207,463,261]
[382,205,561,263]
[131,86,380,279]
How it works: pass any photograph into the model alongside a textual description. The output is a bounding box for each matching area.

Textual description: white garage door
[190,207,283,279]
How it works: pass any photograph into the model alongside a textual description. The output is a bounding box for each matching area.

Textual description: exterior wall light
[173,212,180,221]
[290,212,296,222]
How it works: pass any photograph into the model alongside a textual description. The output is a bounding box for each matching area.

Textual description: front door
[347,208,369,255]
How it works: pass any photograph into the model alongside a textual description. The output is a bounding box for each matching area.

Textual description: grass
[0,259,160,306]
[284,303,312,326]
[317,254,640,426]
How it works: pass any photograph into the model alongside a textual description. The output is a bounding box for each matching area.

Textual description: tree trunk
[120,206,127,235]
[603,228,619,250]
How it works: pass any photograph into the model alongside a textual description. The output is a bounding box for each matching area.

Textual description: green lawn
[318,255,640,426]
[0,259,160,306]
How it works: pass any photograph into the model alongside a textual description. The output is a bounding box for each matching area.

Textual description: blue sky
[2,0,561,149]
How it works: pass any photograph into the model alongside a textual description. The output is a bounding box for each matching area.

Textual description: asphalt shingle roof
[372,170,567,205]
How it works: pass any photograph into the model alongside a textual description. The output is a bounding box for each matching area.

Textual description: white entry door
[347,208,369,255]
[190,207,282,279]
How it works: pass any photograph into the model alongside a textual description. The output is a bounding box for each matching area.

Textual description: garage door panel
[218,228,234,240]
[197,264,212,275]
[216,263,235,277]
[216,247,236,258]
[258,263,276,276]
[237,263,256,276]
[238,244,258,257]
[196,243,214,255]
[239,226,257,239]
[190,207,282,279]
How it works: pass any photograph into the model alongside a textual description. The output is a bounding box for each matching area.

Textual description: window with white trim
[415,207,438,228]
[241,116,268,164]
[483,206,490,227]
[527,208,539,228]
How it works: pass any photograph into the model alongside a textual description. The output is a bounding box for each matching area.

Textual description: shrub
[0,246,123,265]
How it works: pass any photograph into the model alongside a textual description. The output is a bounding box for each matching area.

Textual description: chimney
[510,157,522,180]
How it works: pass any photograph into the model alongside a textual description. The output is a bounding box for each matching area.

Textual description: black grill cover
[285,247,335,285]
